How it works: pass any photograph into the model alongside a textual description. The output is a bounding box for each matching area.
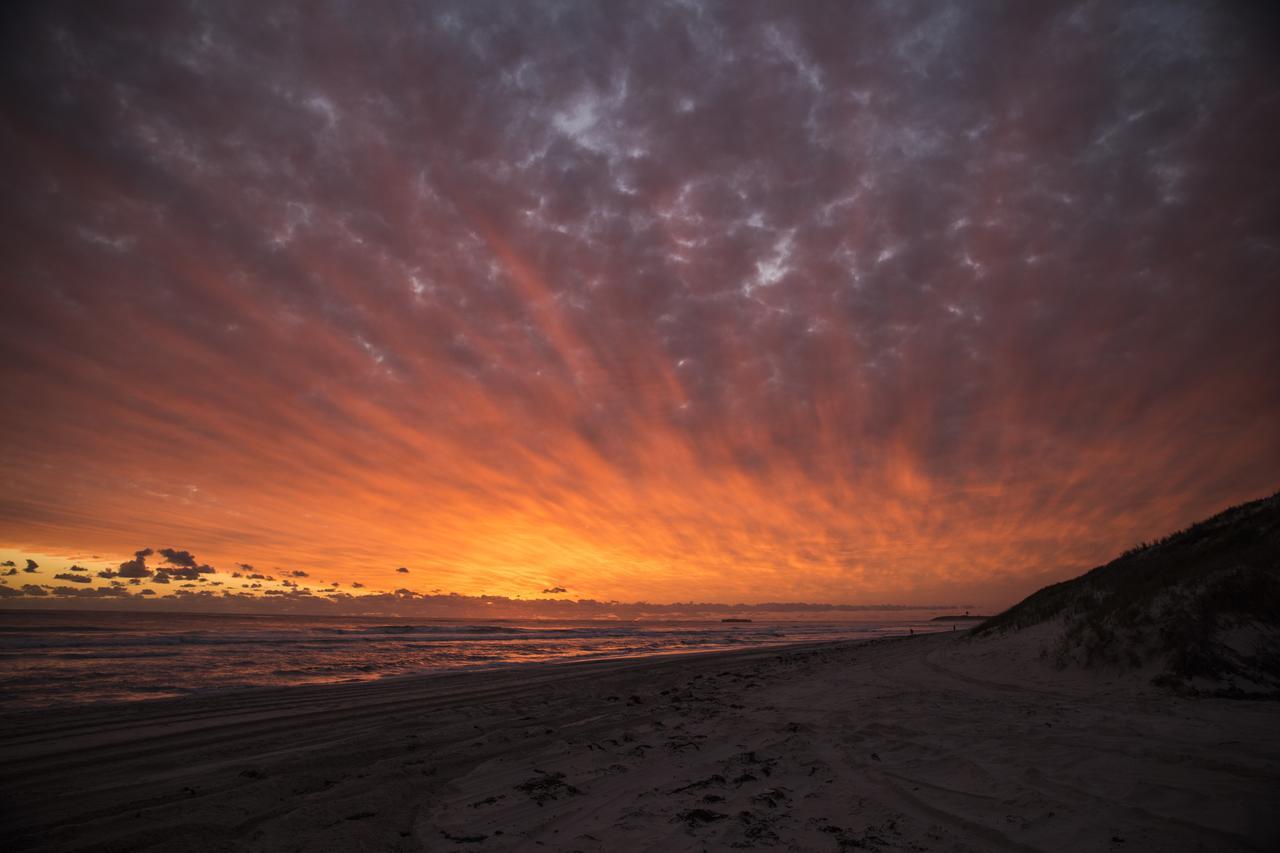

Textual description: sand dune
[2,632,1277,851]
[974,491,1280,697]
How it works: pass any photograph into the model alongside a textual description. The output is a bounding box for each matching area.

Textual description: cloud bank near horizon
[0,544,974,619]
[1,1,1277,607]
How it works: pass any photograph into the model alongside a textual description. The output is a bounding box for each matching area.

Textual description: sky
[1,1,1278,614]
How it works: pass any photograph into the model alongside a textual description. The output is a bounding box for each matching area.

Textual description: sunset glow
[1,2,1277,611]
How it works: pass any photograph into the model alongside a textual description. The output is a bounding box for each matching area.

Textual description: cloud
[118,548,154,578]
[23,560,38,573]
[0,2,1275,610]
[53,572,93,584]
[1,561,14,567]
[159,548,198,569]
[0,585,21,597]
[46,585,131,597]
[20,585,47,596]
[153,548,216,579]
[286,570,309,577]
[396,567,409,574]
[1,568,16,577]
[160,565,215,581]
[542,586,568,594]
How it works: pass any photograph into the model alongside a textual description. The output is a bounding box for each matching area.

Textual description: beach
[2,630,1277,852]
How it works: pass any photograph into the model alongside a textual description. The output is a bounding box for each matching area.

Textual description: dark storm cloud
[0,1,1276,605]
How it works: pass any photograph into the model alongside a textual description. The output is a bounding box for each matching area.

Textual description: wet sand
[2,631,1277,851]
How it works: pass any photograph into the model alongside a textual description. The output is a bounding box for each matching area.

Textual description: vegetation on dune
[974,492,1280,696]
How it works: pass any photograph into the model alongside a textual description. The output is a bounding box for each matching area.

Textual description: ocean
[0,609,953,709]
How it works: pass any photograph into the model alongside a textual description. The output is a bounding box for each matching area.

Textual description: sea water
[0,609,950,709]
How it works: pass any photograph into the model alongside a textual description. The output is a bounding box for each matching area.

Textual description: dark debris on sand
[515,770,583,805]
[676,808,729,827]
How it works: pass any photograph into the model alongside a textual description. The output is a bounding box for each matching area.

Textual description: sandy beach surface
[2,631,1277,852]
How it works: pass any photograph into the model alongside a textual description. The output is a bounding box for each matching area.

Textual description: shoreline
[0,611,954,712]
[0,636,885,754]
[2,631,1277,851]
[0,630,885,717]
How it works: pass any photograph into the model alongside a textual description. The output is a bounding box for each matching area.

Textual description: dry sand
[2,630,1277,852]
